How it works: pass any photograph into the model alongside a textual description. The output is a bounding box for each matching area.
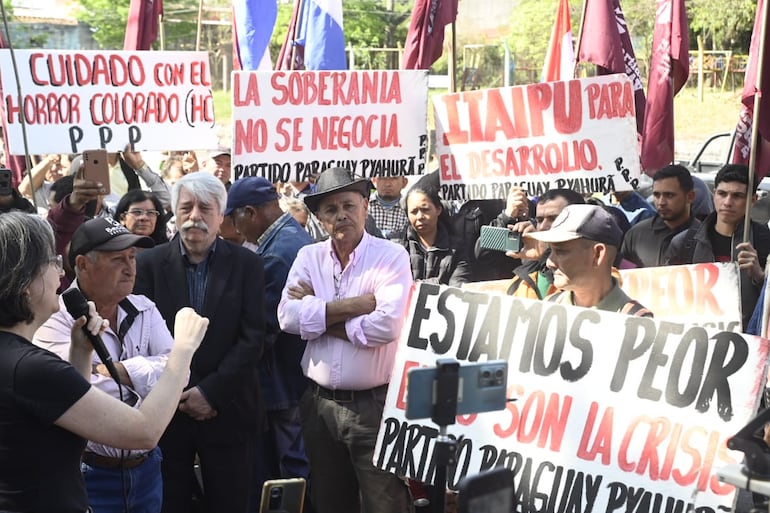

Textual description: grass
[213,82,745,162]
[674,87,744,161]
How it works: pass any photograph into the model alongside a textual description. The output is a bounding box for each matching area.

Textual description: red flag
[640,0,689,173]
[578,0,646,136]
[733,0,770,181]
[402,0,458,70]
[124,0,163,50]
[542,0,575,82]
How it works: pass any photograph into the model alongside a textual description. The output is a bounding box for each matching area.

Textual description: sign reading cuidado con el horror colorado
[434,74,642,201]
[0,50,218,153]
[375,283,769,512]
[231,70,428,183]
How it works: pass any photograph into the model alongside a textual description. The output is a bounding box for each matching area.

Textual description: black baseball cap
[69,217,154,267]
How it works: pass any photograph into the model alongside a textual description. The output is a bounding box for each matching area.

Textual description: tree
[689,0,755,51]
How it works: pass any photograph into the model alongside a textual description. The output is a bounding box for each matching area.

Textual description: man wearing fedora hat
[34,217,173,512]
[278,167,412,513]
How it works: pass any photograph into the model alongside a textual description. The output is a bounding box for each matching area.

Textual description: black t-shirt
[709,225,733,263]
[0,330,91,513]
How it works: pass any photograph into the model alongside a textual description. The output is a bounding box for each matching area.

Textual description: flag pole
[290,0,306,70]
[572,0,589,79]
[159,12,165,51]
[449,20,457,92]
[195,0,204,51]
[744,0,769,243]
[0,1,34,205]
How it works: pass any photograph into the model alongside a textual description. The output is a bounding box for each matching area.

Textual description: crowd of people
[0,147,768,513]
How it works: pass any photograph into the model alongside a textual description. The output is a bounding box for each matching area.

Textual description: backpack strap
[680,224,700,264]
[546,290,565,303]
[117,297,140,346]
[621,300,653,318]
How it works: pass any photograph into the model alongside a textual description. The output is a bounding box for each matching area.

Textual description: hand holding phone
[478,225,522,253]
[82,149,111,195]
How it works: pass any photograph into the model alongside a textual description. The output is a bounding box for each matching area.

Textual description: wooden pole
[572,0,589,79]
[290,0,306,70]
[159,13,165,50]
[743,0,770,242]
[449,21,457,92]
[195,0,204,51]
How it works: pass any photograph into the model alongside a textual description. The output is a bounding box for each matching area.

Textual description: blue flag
[234,0,278,70]
[297,0,346,70]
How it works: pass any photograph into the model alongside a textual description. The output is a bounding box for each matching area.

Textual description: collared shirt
[278,232,413,390]
[33,285,174,458]
[180,237,217,313]
[257,212,289,247]
[369,195,408,238]
[546,279,653,317]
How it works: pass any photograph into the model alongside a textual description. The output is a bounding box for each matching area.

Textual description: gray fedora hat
[303,167,371,213]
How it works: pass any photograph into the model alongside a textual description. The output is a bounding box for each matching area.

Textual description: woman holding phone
[0,212,209,513]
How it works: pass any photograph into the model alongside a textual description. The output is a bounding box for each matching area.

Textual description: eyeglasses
[126,208,160,218]
[49,254,64,276]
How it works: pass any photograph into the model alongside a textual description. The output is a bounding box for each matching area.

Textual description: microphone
[62,288,121,384]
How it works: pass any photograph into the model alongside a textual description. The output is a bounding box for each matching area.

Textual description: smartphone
[82,149,110,194]
[259,478,306,513]
[0,168,12,196]
[458,467,516,513]
[479,225,522,253]
[405,360,508,420]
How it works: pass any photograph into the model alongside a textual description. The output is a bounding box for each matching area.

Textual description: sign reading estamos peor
[374,283,768,512]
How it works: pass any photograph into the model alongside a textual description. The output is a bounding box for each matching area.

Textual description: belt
[82,450,149,470]
[311,382,388,403]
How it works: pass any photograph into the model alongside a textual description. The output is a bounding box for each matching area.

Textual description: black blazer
[134,237,265,432]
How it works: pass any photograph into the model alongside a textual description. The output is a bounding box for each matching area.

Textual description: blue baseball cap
[225,177,280,216]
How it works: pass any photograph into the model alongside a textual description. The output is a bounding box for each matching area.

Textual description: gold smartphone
[259,478,306,513]
[82,149,110,194]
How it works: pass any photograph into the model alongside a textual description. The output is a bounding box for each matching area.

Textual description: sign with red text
[620,262,742,331]
[434,74,641,201]
[464,263,743,332]
[375,283,769,512]
[0,50,218,154]
[231,70,428,183]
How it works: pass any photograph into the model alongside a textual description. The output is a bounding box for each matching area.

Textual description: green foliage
[76,0,131,49]
[270,0,412,70]
[689,0,756,51]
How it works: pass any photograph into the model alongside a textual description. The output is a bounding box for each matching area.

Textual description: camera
[478,225,522,253]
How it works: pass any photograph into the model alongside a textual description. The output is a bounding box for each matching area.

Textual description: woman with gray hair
[0,212,210,513]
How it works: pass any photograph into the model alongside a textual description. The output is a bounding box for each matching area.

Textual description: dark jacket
[400,223,471,287]
[665,212,770,329]
[256,213,313,410]
[134,237,266,435]
[621,214,700,268]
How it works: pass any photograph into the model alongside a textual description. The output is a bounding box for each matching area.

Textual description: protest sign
[375,283,769,512]
[433,74,642,201]
[0,50,218,153]
[231,70,428,183]
[620,263,742,332]
[463,263,743,332]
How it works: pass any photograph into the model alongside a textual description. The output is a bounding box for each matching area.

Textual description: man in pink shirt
[278,167,413,513]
